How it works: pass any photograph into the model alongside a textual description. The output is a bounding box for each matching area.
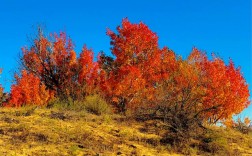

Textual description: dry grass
[0,107,175,155]
[0,107,251,155]
[202,126,252,156]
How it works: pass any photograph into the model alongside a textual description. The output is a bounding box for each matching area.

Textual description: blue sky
[0,0,251,118]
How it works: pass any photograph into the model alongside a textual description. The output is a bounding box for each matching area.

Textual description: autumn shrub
[222,116,252,134]
[133,48,249,151]
[84,94,111,115]
[101,19,250,118]
[17,20,250,116]
[7,70,54,107]
[233,117,251,134]
[21,30,98,102]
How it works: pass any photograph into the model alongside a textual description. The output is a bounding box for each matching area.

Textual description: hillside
[0,107,251,156]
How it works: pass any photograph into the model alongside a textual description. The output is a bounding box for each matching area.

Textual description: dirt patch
[50,111,70,120]
[30,132,48,142]
[1,117,20,123]
[7,126,26,133]
[0,129,4,135]
[15,108,36,116]
[11,132,29,143]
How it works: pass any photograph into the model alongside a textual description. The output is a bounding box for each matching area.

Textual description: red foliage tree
[102,18,167,111]
[101,19,250,121]
[188,48,250,122]
[78,46,99,98]
[7,70,53,107]
[22,29,98,100]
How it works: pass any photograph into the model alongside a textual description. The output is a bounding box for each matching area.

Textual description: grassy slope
[0,107,251,156]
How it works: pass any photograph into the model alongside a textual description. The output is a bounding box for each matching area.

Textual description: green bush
[47,95,111,115]
[84,94,111,115]
[46,98,85,111]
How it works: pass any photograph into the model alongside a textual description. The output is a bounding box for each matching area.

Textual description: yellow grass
[0,107,251,155]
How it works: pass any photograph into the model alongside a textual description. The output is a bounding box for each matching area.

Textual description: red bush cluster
[0,19,249,122]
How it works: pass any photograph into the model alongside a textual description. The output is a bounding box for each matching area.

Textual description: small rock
[129,144,137,149]
[0,129,4,135]
[78,144,84,149]
[117,151,122,155]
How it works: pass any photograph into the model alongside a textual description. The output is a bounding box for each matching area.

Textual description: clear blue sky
[0,0,251,118]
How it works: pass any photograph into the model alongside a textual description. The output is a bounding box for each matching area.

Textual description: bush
[84,95,111,115]
[46,95,111,115]
[47,98,86,111]
[223,117,252,134]
[233,117,251,134]
[136,104,206,148]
